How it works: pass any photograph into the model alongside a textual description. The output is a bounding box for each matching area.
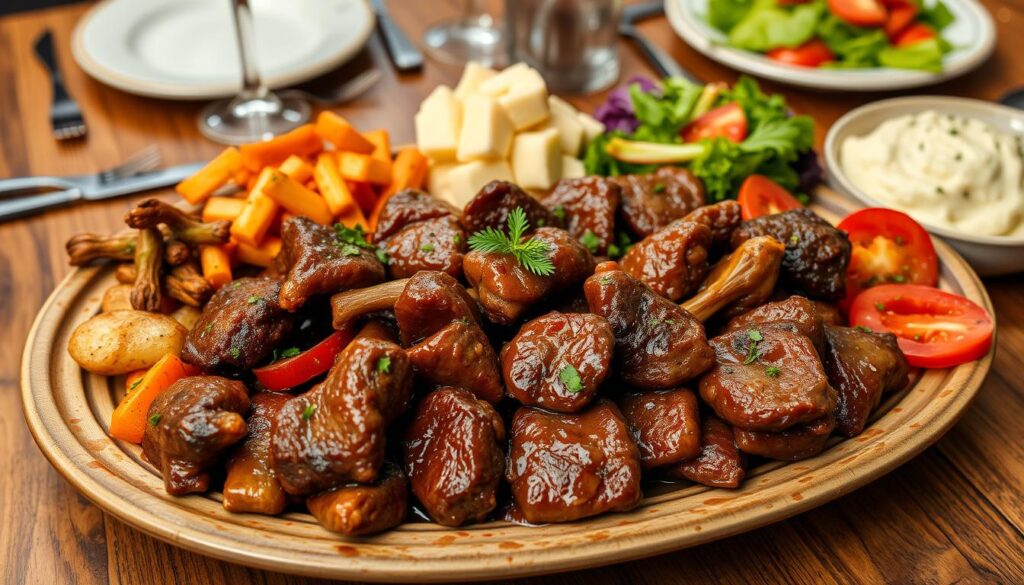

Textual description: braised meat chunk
[682,235,785,322]
[407,320,505,404]
[373,189,459,242]
[464,227,595,325]
[733,388,836,461]
[823,325,910,437]
[500,312,615,413]
[142,376,249,496]
[380,215,467,279]
[507,400,642,523]
[724,295,825,353]
[667,415,746,488]
[306,461,409,536]
[461,180,560,234]
[182,277,292,372]
[731,209,851,301]
[393,270,481,345]
[403,387,505,526]
[620,219,713,301]
[223,392,290,514]
[270,336,412,495]
[278,216,386,311]
[613,166,705,237]
[542,177,621,255]
[682,200,742,250]
[584,266,714,389]
[699,327,832,432]
[618,388,701,469]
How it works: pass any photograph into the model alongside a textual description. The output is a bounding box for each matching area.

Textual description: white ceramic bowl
[824,96,1024,276]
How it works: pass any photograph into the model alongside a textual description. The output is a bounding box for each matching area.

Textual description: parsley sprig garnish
[558,364,583,393]
[334,223,389,265]
[743,329,763,365]
[468,208,554,276]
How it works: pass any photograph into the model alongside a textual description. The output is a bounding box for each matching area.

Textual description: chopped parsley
[558,364,583,393]
[204,323,213,334]
[128,378,142,393]
[789,234,800,245]
[301,403,317,421]
[599,276,613,285]
[652,182,666,193]
[855,325,873,333]
[452,233,462,245]
[579,230,601,254]
[743,329,763,365]
[375,248,390,265]
[468,208,554,276]
[765,366,780,378]
[277,347,301,360]
[376,356,391,374]
[421,243,435,253]
[874,302,887,311]
[148,413,161,426]
[247,295,262,305]
[229,347,241,359]
[552,205,566,221]
[339,244,362,256]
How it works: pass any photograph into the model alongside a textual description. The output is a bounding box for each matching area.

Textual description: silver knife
[0,162,205,222]
[370,0,423,72]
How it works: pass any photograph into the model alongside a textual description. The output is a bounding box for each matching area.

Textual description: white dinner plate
[664,0,995,91]
[72,0,375,100]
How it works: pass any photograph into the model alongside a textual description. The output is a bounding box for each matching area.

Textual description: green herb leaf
[339,244,362,256]
[280,347,301,359]
[552,205,566,221]
[375,248,390,265]
[579,230,601,254]
[301,403,317,421]
[855,325,873,333]
[468,208,555,276]
[148,413,161,426]
[128,378,142,393]
[421,243,435,253]
[558,364,584,393]
[744,329,763,364]
[247,295,262,305]
[229,347,241,359]
[334,223,374,249]
[765,365,780,378]
[376,356,391,374]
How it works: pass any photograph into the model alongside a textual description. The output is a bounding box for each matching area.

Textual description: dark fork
[34,29,87,141]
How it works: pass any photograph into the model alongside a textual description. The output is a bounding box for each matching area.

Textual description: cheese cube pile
[416,62,605,209]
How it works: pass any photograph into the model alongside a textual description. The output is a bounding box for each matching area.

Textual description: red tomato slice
[737,175,803,220]
[767,39,836,67]
[828,0,888,27]
[681,103,749,144]
[895,23,936,46]
[849,285,994,368]
[253,325,356,390]
[884,4,918,39]
[837,208,938,309]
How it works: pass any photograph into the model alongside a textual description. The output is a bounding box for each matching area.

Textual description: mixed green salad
[587,76,819,202]
[708,0,956,72]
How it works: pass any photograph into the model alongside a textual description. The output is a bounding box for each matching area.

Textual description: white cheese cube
[546,95,585,156]
[454,62,497,101]
[427,162,456,198]
[511,128,562,190]
[415,85,462,163]
[576,111,605,147]
[456,95,514,162]
[561,155,585,180]
[477,63,533,96]
[443,160,514,209]
[499,75,550,130]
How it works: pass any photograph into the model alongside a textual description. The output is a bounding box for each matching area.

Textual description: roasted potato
[68,310,187,375]
[101,284,134,313]
[170,305,202,331]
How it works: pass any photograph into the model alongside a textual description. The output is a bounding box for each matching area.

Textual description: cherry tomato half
[837,208,938,309]
[767,39,836,68]
[253,325,356,390]
[849,285,994,368]
[884,4,918,39]
[681,103,749,144]
[737,175,803,220]
[828,0,888,27]
[895,23,936,46]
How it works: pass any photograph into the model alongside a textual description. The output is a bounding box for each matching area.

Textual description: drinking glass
[198,0,311,145]
[423,0,507,67]
[506,0,621,94]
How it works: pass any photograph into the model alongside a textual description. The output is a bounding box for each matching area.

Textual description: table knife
[370,0,424,72]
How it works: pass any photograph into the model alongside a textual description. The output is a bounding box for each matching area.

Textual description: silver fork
[0,145,162,198]
[34,29,87,141]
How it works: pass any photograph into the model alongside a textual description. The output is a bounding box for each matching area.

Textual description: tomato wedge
[254,325,356,390]
[681,103,748,144]
[895,23,936,46]
[837,208,938,309]
[849,285,993,368]
[737,175,803,220]
[884,4,918,39]
[828,0,888,27]
[767,39,836,68]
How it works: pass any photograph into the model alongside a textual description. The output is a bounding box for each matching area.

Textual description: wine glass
[423,0,507,67]
[198,0,311,145]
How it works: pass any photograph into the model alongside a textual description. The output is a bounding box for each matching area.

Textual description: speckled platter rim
[20,189,994,582]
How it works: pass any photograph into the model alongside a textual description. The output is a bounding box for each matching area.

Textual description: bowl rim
[823,95,1024,248]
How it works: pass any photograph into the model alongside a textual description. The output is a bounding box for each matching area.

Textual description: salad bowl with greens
[664,0,994,90]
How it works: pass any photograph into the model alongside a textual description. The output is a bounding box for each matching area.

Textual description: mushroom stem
[131,228,164,312]
[164,238,192,266]
[681,235,785,322]
[330,279,410,330]
[126,198,230,245]
[117,261,213,307]
[66,233,136,266]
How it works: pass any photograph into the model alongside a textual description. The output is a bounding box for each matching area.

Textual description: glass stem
[230,0,267,100]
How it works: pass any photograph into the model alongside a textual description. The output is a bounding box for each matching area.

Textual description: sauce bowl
[824,96,1024,276]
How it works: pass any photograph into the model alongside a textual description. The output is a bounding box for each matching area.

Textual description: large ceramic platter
[21,188,993,581]
[72,0,375,100]
[664,0,995,91]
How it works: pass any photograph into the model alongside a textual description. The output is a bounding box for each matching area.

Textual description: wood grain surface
[3,1,1023,583]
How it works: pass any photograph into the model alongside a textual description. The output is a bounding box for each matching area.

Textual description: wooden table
[3,1,1022,583]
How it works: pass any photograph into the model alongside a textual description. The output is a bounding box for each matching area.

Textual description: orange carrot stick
[313,153,356,217]
[279,154,315,183]
[370,148,429,231]
[109,354,200,444]
[314,111,374,153]
[363,129,393,175]
[239,124,322,171]
[175,147,243,204]
[347,180,377,215]
[202,196,246,222]
[230,168,279,247]
[236,236,283,268]
[260,169,333,225]
[337,204,369,231]
[337,152,392,185]
[200,245,233,289]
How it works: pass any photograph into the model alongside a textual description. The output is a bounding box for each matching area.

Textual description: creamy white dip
[840,110,1024,237]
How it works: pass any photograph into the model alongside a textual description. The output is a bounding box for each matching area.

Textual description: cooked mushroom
[126,198,230,245]
[66,232,136,266]
[130,228,164,312]
[681,235,785,322]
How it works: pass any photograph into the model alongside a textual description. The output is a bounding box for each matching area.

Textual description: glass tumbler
[505,0,621,94]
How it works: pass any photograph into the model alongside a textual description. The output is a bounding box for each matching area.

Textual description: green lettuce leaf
[709,0,756,32]
[878,38,946,72]
[727,0,823,52]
